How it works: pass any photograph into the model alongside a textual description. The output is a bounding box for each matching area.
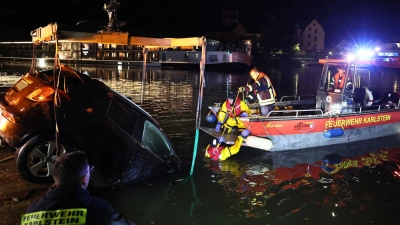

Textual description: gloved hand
[240,112,248,117]
[239,129,250,138]
[215,122,222,132]
[218,136,225,143]
[238,87,245,93]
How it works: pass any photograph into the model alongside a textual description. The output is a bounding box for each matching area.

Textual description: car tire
[15,133,72,184]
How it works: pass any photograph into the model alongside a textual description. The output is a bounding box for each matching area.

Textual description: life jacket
[225,97,242,118]
[334,72,345,88]
[206,145,225,160]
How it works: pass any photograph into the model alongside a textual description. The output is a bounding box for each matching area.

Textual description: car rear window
[96,97,139,135]
[14,79,29,92]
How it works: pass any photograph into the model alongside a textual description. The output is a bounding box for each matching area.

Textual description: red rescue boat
[201,59,400,151]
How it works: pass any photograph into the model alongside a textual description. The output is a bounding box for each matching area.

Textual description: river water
[1,60,400,225]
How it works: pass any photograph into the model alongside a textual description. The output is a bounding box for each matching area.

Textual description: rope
[0,156,13,163]
[189,176,200,216]
[324,114,344,132]
[247,102,259,108]
[324,114,334,132]
[241,90,259,108]
[241,91,245,102]
[256,116,273,143]
[243,92,271,142]
[324,113,343,132]
[52,24,63,157]
[30,43,36,75]
[232,91,240,117]
[216,126,228,148]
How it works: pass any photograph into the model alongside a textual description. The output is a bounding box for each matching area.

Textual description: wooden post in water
[141,47,148,103]
[190,37,206,176]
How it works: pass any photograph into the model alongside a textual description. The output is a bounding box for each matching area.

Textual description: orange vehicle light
[26,86,55,102]
[2,109,15,124]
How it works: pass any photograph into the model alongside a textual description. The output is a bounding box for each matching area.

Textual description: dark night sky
[2,0,400,44]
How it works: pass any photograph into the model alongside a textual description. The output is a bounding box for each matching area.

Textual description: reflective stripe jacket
[244,72,276,105]
[25,186,135,225]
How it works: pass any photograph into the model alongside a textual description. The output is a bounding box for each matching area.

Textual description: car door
[86,93,176,187]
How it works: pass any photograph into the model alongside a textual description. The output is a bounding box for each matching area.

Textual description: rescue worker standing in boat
[333,68,346,89]
[215,91,252,134]
[238,67,276,116]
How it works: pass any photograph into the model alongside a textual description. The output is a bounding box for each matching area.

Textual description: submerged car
[0,65,181,188]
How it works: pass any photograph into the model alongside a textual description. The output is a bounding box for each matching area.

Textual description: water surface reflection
[1,62,400,225]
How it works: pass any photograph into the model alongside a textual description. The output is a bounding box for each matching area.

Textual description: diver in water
[205,130,250,161]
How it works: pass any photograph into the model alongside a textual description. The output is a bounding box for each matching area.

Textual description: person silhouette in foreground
[22,151,135,225]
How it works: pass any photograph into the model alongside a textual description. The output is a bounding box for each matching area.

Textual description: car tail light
[26,86,55,102]
[2,109,15,124]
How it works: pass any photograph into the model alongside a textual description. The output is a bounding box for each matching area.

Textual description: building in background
[294,19,325,56]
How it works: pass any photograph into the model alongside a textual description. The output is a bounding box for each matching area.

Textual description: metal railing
[264,109,324,118]
[340,103,400,114]
[279,95,315,102]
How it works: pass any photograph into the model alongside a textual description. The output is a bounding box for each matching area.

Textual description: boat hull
[240,110,400,151]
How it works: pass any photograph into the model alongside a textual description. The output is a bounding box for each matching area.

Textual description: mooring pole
[141,47,148,103]
[190,37,206,176]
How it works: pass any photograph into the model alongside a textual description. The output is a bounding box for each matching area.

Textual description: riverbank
[0,146,49,225]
